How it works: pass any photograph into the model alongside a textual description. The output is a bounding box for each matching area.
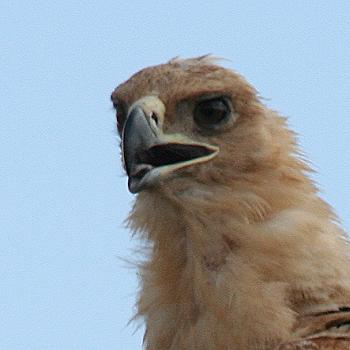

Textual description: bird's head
[112,56,298,198]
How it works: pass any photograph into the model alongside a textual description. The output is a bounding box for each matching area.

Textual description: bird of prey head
[112,56,290,198]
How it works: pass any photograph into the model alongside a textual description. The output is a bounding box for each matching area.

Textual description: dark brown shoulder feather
[277,337,350,349]
[278,308,350,349]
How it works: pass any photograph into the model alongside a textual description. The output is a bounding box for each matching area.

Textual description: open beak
[122,97,219,193]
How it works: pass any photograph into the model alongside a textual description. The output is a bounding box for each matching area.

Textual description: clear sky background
[1,1,350,349]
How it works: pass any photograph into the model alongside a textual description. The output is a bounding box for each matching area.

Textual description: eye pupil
[194,98,230,128]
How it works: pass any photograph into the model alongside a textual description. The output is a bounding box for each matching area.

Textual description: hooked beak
[122,97,219,193]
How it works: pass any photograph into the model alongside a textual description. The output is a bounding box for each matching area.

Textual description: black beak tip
[128,178,138,194]
[128,176,147,194]
[122,106,157,181]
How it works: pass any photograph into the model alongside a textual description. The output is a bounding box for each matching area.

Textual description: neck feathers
[128,160,350,350]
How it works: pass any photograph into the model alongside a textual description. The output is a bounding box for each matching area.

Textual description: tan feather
[112,57,350,350]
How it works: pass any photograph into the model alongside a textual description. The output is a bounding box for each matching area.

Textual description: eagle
[111,56,350,350]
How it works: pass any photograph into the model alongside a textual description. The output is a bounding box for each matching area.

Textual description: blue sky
[1,1,350,349]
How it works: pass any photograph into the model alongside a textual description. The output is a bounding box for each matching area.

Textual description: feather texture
[112,57,350,349]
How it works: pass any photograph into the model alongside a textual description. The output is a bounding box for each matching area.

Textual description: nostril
[150,112,159,126]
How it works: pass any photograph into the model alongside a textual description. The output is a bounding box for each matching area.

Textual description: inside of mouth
[137,143,214,168]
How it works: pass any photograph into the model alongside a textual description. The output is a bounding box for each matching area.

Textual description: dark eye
[193,97,230,129]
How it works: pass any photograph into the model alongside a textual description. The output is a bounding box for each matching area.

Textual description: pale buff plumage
[112,56,350,349]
